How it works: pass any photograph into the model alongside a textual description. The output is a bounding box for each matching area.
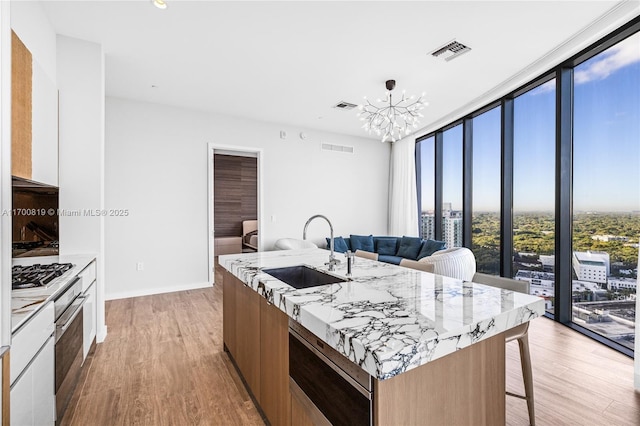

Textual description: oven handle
[55,294,86,343]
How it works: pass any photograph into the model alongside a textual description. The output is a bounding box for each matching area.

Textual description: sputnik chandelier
[357,80,427,143]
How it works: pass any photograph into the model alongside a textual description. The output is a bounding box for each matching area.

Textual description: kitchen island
[219,248,545,425]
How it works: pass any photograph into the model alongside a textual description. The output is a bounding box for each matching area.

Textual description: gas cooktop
[12,263,73,290]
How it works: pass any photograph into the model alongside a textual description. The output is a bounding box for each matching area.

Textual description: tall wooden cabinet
[222,273,290,426]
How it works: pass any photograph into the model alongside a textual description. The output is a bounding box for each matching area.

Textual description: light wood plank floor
[63,266,640,426]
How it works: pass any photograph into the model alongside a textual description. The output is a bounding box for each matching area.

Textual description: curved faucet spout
[303,214,339,271]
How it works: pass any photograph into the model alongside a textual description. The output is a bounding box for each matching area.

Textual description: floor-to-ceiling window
[513,80,556,313]
[417,136,435,239]
[442,125,463,248]
[413,13,638,356]
[572,32,640,351]
[471,106,501,275]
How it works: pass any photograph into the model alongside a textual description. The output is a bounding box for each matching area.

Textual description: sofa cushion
[374,237,399,256]
[325,237,350,253]
[350,234,374,252]
[396,236,423,260]
[378,255,403,265]
[417,239,447,260]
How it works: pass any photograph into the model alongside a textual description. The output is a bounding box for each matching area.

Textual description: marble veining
[219,248,545,380]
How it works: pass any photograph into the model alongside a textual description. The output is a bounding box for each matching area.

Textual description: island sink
[262,265,347,289]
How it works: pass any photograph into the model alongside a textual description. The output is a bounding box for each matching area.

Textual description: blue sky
[421,32,640,213]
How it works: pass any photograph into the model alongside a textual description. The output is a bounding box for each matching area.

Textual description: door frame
[207,143,263,285]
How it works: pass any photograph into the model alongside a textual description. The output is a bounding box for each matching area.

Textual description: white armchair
[418,246,476,281]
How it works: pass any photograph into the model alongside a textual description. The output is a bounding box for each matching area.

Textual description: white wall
[57,35,106,341]
[105,97,390,299]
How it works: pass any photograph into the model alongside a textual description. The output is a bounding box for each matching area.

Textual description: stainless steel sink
[262,265,347,289]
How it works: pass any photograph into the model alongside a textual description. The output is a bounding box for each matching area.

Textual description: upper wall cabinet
[11,31,59,187]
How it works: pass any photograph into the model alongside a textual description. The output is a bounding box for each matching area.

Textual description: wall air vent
[322,143,354,154]
[430,40,471,61]
[333,101,358,110]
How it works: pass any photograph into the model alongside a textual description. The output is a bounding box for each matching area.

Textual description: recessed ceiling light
[152,0,167,10]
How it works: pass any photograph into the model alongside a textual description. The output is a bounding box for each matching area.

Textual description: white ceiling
[40,0,634,140]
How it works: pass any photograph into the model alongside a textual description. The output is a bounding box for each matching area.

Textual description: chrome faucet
[303,214,340,271]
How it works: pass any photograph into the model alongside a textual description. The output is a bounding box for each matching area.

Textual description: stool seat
[472,272,536,426]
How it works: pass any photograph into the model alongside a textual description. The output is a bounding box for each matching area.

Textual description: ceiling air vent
[333,101,357,110]
[430,40,471,61]
[322,143,354,154]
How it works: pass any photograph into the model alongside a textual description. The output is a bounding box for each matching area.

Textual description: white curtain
[388,136,419,237]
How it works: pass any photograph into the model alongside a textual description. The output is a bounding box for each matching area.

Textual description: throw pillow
[396,236,422,260]
[417,239,447,260]
[350,234,374,252]
[326,237,349,253]
[374,237,398,256]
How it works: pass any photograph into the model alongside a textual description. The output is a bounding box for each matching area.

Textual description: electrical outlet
[136,262,144,271]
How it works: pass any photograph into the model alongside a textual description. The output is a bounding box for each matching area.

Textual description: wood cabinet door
[260,298,290,426]
[234,279,261,402]
[222,271,237,357]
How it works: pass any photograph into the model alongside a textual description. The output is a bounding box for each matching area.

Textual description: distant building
[608,277,637,291]
[443,216,463,249]
[572,251,609,285]
[591,234,629,242]
[539,255,555,273]
[421,212,435,240]
[420,203,463,248]
[515,270,555,288]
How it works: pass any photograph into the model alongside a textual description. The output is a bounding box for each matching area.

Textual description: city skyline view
[417,31,639,352]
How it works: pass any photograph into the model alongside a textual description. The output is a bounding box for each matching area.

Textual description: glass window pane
[417,136,435,240]
[513,79,556,313]
[572,32,640,351]
[442,125,463,248]
[472,107,501,275]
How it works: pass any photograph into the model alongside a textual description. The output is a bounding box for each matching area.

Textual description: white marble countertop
[12,254,96,333]
[219,248,545,380]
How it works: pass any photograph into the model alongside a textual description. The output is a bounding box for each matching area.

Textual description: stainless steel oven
[289,320,373,426]
[53,275,84,423]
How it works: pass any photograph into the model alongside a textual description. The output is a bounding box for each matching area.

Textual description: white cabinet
[80,260,97,362]
[83,280,97,362]
[10,302,55,426]
[11,336,55,426]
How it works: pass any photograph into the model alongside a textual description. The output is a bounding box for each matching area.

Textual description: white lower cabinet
[10,302,55,426]
[82,281,97,361]
[10,335,55,425]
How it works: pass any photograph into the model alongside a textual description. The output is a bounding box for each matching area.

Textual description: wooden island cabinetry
[222,272,290,426]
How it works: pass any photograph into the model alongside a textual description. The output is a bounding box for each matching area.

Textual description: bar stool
[472,272,536,426]
[354,249,378,261]
[399,258,434,273]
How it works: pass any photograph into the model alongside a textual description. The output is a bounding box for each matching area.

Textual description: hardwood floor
[63,266,639,426]
[61,284,264,426]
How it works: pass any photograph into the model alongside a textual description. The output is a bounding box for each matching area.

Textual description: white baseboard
[106,281,212,301]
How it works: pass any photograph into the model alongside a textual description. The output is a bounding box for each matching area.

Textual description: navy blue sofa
[325,234,446,265]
